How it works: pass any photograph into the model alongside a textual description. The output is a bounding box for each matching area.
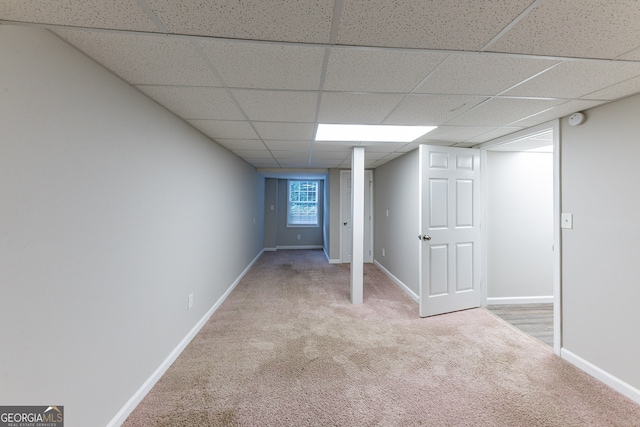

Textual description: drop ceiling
[2,0,640,169]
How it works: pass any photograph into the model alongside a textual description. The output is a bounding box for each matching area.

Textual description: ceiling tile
[264,140,312,151]
[489,0,640,59]
[466,127,529,144]
[231,90,318,122]
[618,47,640,61]
[310,151,351,160]
[139,86,244,120]
[245,158,280,168]
[396,143,421,152]
[337,0,533,50]
[384,95,487,125]
[54,30,220,86]
[509,100,608,128]
[215,139,266,151]
[323,48,447,92]
[416,126,502,143]
[310,160,342,168]
[271,150,311,160]
[448,98,563,127]
[277,159,312,168]
[146,0,334,43]
[310,142,354,153]
[318,93,404,124]
[197,39,325,90]
[504,60,640,99]
[232,150,274,159]
[582,76,640,101]
[0,0,159,32]
[188,120,258,140]
[416,53,558,96]
[358,142,407,152]
[253,122,315,140]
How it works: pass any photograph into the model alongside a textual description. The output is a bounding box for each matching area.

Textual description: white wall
[328,168,342,262]
[486,151,553,301]
[373,150,420,297]
[0,26,264,426]
[264,178,278,250]
[561,93,640,395]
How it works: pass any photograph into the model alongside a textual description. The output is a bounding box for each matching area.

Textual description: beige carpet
[124,250,640,426]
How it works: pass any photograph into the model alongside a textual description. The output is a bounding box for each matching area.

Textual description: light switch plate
[561,213,573,229]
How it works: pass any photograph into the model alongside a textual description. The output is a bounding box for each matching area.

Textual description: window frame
[287,180,319,228]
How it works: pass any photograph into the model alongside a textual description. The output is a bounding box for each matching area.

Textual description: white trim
[551,119,562,356]
[486,296,554,305]
[417,146,425,313]
[323,247,341,264]
[106,250,264,427]
[286,179,320,227]
[374,259,419,302]
[561,348,640,405]
[263,247,277,252]
[480,149,488,307]
[276,245,324,250]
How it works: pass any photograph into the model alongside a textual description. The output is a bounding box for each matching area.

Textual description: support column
[350,146,365,304]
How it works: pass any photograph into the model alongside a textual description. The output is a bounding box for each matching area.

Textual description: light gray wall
[561,93,640,392]
[0,26,264,427]
[486,151,553,299]
[328,168,342,261]
[275,179,324,247]
[264,178,278,250]
[323,172,331,258]
[373,150,420,296]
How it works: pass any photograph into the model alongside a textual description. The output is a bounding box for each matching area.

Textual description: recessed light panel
[315,124,437,142]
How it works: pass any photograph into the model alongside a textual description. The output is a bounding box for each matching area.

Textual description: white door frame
[477,120,561,356]
[340,170,373,263]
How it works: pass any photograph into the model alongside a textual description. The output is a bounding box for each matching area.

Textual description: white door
[419,145,481,317]
[341,170,373,263]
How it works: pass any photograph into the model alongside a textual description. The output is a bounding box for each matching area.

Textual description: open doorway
[480,123,560,352]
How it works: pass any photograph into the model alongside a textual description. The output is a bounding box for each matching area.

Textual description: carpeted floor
[124,249,640,426]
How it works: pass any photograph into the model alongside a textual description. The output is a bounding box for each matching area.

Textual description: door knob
[344,222,348,226]
[421,234,431,241]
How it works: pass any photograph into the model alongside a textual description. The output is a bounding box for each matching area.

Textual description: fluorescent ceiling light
[315,124,437,142]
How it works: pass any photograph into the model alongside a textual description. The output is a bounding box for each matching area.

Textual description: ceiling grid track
[190,39,283,167]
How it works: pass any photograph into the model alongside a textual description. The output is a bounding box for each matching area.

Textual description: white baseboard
[328,258,342,264]
[561,348,640,404]
[373,259,419,302]
[263,247,277,252]
[276,245,323,250]
[107,249,264,427]
[485,296,554,305]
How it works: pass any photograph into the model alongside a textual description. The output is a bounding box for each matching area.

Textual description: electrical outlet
[188,293,193,309]
[382,248,386,257]
[297,234,301,240]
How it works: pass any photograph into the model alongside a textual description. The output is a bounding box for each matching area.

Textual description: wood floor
[486,303,553,347]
